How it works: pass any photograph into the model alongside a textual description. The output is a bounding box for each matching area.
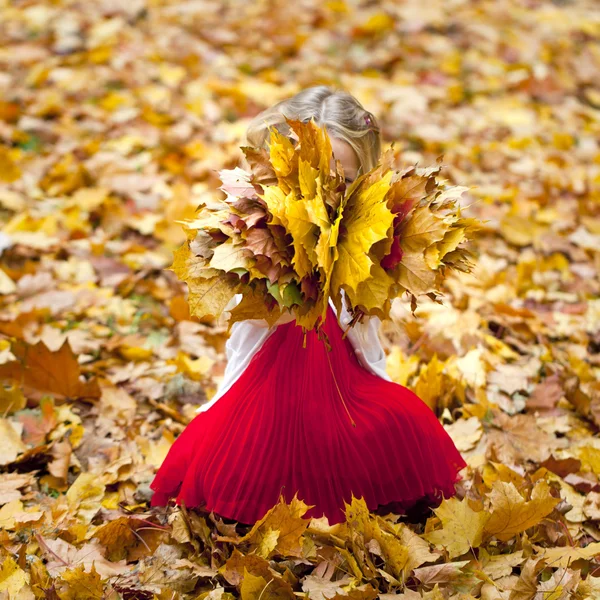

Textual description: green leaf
[282,282,302,307]
[266,280,283,304]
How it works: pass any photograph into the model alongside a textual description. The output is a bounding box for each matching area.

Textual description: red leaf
[381,236,403,270]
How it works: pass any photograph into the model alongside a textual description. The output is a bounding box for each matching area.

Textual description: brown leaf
[38,536,129,578]
[540,455,582,478]
[509,558,545,600]
[14,396,58,446]
[48,441,71,484]
[486,411,564,464]
[92,516,147,561]
[0,472,35,505]
[413,560,473,588]
[219,548,272,586]
[0,339,101,402]
[526,373,564,412]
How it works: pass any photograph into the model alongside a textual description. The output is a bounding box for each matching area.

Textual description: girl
[150,85,467,525]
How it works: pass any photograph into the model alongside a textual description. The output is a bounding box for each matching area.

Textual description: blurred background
[0,1,599,592]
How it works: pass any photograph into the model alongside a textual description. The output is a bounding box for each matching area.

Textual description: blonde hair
[245,85,382,176]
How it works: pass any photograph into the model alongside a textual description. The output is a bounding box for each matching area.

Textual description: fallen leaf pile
[0,0,599,598]
[173,118,479,333]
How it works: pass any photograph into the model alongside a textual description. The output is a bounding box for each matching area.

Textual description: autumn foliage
[173,118,480,332]
[0,0,600,598]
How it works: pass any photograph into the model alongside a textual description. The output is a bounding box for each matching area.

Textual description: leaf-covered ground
[0,0,599,598]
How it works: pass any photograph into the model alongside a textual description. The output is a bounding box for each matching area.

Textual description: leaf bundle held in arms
[170,118,481,335]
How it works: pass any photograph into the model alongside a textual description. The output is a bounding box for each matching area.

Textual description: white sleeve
[196,294,277,413]
[334,291,392,382]
[345,315,391,381]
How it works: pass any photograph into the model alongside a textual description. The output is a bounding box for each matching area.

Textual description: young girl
[150,85,468,525]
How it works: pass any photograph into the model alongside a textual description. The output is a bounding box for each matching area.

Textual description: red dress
[150,305,467,525]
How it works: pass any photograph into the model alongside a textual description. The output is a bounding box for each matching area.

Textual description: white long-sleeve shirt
[196,292,391,414]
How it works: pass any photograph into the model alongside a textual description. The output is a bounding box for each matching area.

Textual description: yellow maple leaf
[237,492,313,559]
[437,227,467,262]
[576,446,600,476]
[0,556,30,596]
[268,127,297,179]
[227,288,283,331]
[386,347,420,386]
[483,480,560,542]
[298,157,319,200]
[413,353,449,411]
[173,351,214,381]
[240,567,295,600]
[261,185,290,229]
[66,473,106,525]
[0,381,26,414]
[392,521,442,574]
[400,203,447,254]
[59,564,104,600]
[351,263,394,315]
[0,147,21,183]
[209,238,255,272]
[170,242,219,280]
[532,542,600,569]
[424,496,489,558]
[331,170,395,295]
[185,275,240,320]
[0,499,25,530]
[284,195,319,278]
[344,495,411,581]
[290,117,333,176]
[397,249,438,296]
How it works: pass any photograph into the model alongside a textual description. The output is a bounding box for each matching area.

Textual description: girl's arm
[345,315,390,377]
[223,292,390,381]
[198,295,277,413]
[337,290,391,381]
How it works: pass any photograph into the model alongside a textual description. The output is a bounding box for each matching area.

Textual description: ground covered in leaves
[0,0,599,598]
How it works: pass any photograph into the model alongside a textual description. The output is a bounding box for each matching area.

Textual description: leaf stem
[320,330,356,428]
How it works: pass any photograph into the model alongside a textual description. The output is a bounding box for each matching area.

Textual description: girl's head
[245,85,381,182]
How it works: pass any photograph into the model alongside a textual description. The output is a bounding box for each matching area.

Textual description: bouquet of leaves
[171,118,480,335]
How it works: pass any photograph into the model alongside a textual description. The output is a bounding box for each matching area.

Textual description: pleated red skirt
[150,306,467,525]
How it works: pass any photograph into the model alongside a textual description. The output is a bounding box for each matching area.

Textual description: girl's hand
[275,309,297,326]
